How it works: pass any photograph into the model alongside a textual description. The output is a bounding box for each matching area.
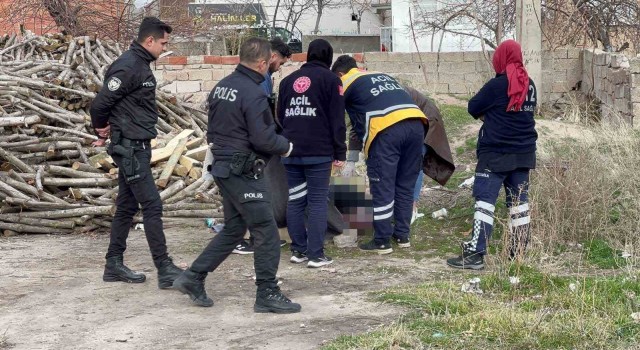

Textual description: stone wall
[582,49,640,127]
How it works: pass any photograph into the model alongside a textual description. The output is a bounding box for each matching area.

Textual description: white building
[389,0,482,52]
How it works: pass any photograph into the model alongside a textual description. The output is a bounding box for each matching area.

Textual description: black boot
[103,256,146,283]
[172,269,213,307]
[254,287,301,314]
[157,257,184,289]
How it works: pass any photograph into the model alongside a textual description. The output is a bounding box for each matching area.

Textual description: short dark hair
[137,17,172,43]
[270,38,292,58]
[240,37,271,64]
[331,55,358,74]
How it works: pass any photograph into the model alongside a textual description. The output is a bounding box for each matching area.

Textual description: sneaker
[156,256,184,289]
[446,250,485,270]
[290,250,308,264]
[280,240,288,247]
[359,240,393,255]
[307,255,333,268]
[232,240,254,255]
[254,287,301,314]
[173,269,214,307]
[394,236,411,248]
[103,256,146,283]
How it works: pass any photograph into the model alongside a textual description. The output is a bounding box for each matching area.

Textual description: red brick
[291,53,307,62]
[220,56,240,65]
[204,56,222,64]
[166,56,187,65]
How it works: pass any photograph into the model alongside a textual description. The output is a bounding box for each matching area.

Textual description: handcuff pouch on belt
[107,131,141,183]
[229,152,265,179]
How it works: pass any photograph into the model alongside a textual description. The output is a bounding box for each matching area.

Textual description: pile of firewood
[0,33,221,235]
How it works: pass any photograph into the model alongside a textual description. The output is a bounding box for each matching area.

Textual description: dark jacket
[341,68,427,157]
[90,41,159,140]
[468,74,538,154]
[207,64,290,160]
[277,40,346,161]
[403,86,455,186]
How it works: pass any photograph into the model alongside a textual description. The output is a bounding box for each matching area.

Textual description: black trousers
[106,145,168,267]
[190,161,280,291]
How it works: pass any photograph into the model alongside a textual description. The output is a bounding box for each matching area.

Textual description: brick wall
[582,49,640,127]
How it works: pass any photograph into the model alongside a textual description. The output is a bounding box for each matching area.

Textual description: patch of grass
[439,104,474,137]
[443,170,474,190]
[324,267,640,350]
[583,238,627,269]
[448,94,472,101]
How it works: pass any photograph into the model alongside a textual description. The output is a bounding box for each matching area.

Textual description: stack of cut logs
[0,33,222,235]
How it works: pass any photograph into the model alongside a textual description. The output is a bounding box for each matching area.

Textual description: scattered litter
[204,218,217,228]
[632,313,640,322]
[569,283,578,292]
[621,251,632,259]
[116,339,128,343]
[509,276,520,285]
[134,223,144,231]
[459,176,475,188]
[432,208,448,219]
[300,323,307,328]
[432,332,444,338]
[461,277,483,294]
[320,267,337,273]
[205,218,225,233]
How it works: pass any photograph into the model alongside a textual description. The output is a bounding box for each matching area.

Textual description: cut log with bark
[0,33,223,233]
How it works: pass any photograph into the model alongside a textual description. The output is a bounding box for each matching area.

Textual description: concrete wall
[154,49,640,128]
[582,49,640,127]
[361,49,582,102]
[302,35,380,54]
[155,50,580,104]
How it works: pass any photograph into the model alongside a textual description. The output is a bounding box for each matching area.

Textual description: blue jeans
[413,145,428,201]
[284,162,332,259]
[464,168,531,255]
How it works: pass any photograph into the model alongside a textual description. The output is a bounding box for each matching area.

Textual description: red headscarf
[492,40,529,112]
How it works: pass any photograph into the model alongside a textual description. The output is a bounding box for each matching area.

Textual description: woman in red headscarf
[447,39,538,270]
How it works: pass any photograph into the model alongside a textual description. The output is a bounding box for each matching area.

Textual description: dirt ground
[0,223,448,350]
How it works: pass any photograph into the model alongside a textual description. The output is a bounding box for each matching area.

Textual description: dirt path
[0,225,447,350]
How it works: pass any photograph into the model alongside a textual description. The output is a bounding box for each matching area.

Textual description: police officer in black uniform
[173,38,301,313]
[90,17,183,288]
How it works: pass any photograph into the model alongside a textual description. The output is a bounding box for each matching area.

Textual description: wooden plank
[188,166,203,180]
[185,137,204,150]
[163,129,194,150]
[172,163,190,177]
[157,137,188,188]
[178,155,200,172]
[185,145,208,162]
